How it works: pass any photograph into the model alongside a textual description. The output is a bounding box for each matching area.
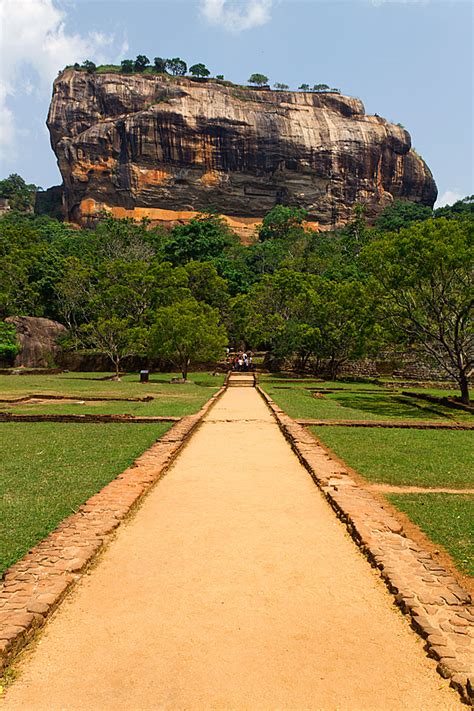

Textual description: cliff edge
[47,70,437,230]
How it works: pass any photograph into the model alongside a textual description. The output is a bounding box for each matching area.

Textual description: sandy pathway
[2,381,461,710]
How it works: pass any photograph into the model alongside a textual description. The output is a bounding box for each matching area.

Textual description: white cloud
[0,0,118,164]
[435,189,464,208]
[200,0,273,32]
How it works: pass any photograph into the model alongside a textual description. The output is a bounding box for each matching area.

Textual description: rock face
[48,70,437,229]
[6,316,67,368]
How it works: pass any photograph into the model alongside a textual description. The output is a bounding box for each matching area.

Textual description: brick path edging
[256,385,474,706]
[0,385,226,674]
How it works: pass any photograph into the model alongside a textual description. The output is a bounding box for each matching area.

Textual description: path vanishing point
[2,375,462,709]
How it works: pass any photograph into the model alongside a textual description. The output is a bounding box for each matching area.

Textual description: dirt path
[368,483,474,494]
[2,380,462,710]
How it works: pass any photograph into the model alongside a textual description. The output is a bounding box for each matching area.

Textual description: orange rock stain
[78,199,319,243]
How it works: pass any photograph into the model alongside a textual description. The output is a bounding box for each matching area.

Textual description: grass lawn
[387,494,474,576]
[0,372,224,417]
[310,426,474,489]
[0,422,169,574]
[0,372,224,574]
[260,377,472,423]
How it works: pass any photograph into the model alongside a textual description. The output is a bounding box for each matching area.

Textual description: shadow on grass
[331,393,455,421]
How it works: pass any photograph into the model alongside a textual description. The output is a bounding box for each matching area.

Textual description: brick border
[0,384,226,674]
[257,385,474,706]
[0,413,180,423]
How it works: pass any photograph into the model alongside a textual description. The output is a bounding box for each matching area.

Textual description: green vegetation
[1,183,472,401]
[149,300,227,380]
[375,200,433,232]
[363,218,473,402]
[386,494,474,575]
[189,63,210,78]
[0,422,169,574]
[248,73,269,87]
[0,173,37,211]
[0,371,224,416]
[166,57,187,76]
[261,378,473,423]
[0,321,19,362]
[310,426,474,488]
[64,59,345,94]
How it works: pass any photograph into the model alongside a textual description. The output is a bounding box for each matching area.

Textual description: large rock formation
[48,70,437,230]
[6,316,67,368]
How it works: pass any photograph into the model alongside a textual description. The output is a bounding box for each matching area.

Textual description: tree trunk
[181,358,189,381]
[113,356,121,381]
[459,372,470,404]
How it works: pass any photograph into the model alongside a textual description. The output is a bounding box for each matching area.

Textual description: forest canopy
[0,188,472,400]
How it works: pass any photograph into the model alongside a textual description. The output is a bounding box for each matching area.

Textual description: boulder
[6,316,67,368]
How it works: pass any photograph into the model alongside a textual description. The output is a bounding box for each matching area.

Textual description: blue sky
[0,0,472,206]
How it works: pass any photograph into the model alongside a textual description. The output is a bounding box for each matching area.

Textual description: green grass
[310,427,474,489]
[259,378,472,423]
[387,494,474,576]
[0,422,169,574]
[0,372,224,417]
[0,372,223,574]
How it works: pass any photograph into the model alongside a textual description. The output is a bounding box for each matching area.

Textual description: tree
[299,84,310,91]
[164,215,237,265]
[258,205,307,242]
[216,74,224,80]
[375,200,433,232]
[166,57,187,76]
[248,73,268,87]
[153,57,167,73]
[149,298,227,380]
[189,63,210,78]
[80,316,147,379]
[274,82,289,90]
[0,321,19,363]
[121,59,135,73]
[0,174,37,212]
[362,218,473,403]
[435,195,474,220]
[313,83,330,92]
[81,60,96,74]
[134,55,150,72]
[184,261,229,308]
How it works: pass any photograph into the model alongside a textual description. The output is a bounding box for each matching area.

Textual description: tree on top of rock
[189,63,210,78]
[153,57,167,73]
[274,82,289,90]
[134,55,150,72]
[166,58,187,76]
[121,59,134,73]
[248,73,268,87]
[81,60,96,74]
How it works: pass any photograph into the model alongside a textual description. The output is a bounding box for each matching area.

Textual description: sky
[0,0,472,207]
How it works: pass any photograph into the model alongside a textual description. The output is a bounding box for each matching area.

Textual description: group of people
[227,350,254,372]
